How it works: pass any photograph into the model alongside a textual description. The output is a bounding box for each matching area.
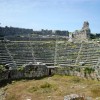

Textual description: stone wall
[0,26,33,36]
[0,63,48,81]
[72,21,91,42]
[55,65,100,80]
[24,64,48,78]
[73,31,89,42]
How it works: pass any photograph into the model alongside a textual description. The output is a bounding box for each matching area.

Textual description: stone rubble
[0,88,5,100]
[64,94,93,100]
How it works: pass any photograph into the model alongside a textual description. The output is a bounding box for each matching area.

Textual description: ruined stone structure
[23,62,48,78]
[0,26,69,37]
[0,21,100,81]
[0,62,48,81]
[72,21,91,42]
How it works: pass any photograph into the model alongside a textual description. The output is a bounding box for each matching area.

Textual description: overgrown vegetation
[84,67,95,78]
[0,65,6,73]
[4,75,100,100]
[40,82,52,89]
[90,33,100,39]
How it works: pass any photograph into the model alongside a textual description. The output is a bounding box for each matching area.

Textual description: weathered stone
[70,21,91,42]
[82,21,90,30]
[64,94,93,100]
[64,94,84,100]
[0,88,5,100]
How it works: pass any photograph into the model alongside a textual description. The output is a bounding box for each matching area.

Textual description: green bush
[17,66,24,71]
[0,65,6,73]
[84,67,95,75]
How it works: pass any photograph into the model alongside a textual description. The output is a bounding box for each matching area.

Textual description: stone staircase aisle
[77,42,100,67]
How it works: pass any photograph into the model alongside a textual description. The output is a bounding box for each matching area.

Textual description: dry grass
[4,75,100,100]
[90,85,100,97]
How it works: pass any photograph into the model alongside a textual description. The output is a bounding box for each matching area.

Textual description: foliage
[90,34,96,39]
[84,67,95,75]
[0,65,6,73]
[75,67,80,72]
[84,67,95,78]
[17,66,24,71]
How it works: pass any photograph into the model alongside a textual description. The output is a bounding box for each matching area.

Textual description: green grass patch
[71,77,82,83]
[40,82,52,89]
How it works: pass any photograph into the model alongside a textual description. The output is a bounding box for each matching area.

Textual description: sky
[0,0,100,33]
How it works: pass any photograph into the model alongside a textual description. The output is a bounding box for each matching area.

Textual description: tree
[90,34,96,39]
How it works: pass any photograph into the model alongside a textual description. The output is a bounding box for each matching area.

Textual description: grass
[90,85,100,97]
[4,75,100,100]
[40,82,52,89]
[28,86,38,93]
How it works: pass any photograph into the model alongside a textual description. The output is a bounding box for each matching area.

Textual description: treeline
[90,33,100,39]
[34,29,69,36]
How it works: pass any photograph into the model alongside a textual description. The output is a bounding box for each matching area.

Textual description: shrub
[17,66,24,71]
[40,82,52,89]
[0,65,6,73]
[84,67,95,76]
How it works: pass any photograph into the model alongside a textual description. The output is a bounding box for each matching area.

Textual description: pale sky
[0,0,100,33]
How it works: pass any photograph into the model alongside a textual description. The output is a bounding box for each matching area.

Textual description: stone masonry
[73,21,91,42]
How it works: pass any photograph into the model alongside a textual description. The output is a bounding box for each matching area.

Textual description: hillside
[0,40,100,67]
[2,75,100,100]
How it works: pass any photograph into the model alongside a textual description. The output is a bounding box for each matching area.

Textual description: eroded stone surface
[64,94,93,100]
[0,88,5,100]
[82,21,90,30]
